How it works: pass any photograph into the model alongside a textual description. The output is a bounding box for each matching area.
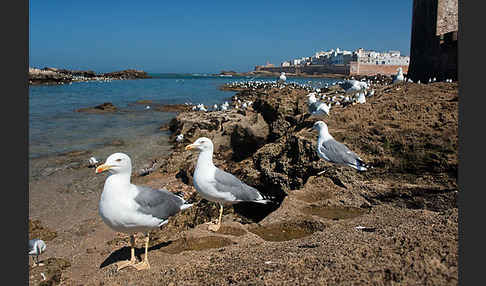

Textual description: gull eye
[115,158,122,162]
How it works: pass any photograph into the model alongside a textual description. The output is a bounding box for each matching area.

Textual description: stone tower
[408,0,458,82]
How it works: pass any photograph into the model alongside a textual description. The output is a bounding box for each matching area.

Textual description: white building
[283,48,409,67]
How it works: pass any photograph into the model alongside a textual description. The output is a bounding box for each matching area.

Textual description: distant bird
[196,104,207,112]
[213,104,218,110]
[312,121,370,172]
[29,238,46,267]
[392,67,404,84]
[176,134,184,142]
[307,92,331,116]
[88,157,99,167]
[278,72,287,83]
[145,105,151,110]
[339,80,368,93]
[185,138,273,232]
[356,92,366,104]
[366,89,375,97]
[96,153,193,271]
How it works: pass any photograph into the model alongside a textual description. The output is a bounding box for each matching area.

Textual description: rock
[76,102,117,113]
[101,69,151,79]
[154,104,193,113]
[29,219,57,241]
[29,66,151,85]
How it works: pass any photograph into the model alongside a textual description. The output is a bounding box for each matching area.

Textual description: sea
[29,74,340,160]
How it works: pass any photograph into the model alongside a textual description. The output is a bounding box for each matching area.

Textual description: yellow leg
[133,233,151,270]
[116,234,137,271]
[208,203,223,232]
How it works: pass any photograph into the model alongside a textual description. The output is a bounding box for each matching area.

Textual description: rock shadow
[233,194,285,223]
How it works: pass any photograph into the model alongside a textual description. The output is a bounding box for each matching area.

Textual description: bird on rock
[312,121,371,173]
[96,152,193,271]
[185,137,273,232]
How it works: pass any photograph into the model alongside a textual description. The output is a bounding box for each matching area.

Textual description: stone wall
[256,63,408,77]
[408,0,458,82]
[349,62,409,76]
[436,0,458,35]
[255,64,349,75]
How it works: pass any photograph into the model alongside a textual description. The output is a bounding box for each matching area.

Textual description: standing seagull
[312,121,370,172]
[185,137,273,232]
[96,153,193,271]
[392,67,404,84]
[29,238,46,267]
[307,92,331,116]
[278,72,287,84]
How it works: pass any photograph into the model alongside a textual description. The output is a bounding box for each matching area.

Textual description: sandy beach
[28,79,458,285]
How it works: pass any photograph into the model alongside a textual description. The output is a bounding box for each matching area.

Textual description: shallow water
[29,74,339,159]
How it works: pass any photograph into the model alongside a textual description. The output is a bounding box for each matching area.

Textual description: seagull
[339,80,368,93]
[88,157,99,167]
[185,137,273,232]
[278,72,287,83]
[312,121,370,173]
[307,92,331,116]
[366,89,375,97]
[96,153,193,271]
[29,238,46,267]
[356,91,366,104]
[392,67,404,84]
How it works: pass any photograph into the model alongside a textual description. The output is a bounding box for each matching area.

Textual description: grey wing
[308,102,318,113]
[28,239,36,253]
[320,139,361,166]
[339,81,353,90]
[213,168,263,202]
[134,186,185,220]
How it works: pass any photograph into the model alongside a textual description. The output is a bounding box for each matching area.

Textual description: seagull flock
[31,70,454,273]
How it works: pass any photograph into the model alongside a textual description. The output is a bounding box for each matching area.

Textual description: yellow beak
[185,143,197,151]
[95,164,112,174]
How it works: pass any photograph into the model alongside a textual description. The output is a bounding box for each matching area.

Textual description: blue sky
[29,1,413,74]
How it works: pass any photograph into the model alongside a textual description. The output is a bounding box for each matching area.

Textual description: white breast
[193,165,236,203]
[99,178,163,233]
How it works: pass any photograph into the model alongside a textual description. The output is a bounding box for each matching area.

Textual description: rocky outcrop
[101,69,151,79]
[160,81,458,212]
[29,67,151,85]
[76,102,118,113]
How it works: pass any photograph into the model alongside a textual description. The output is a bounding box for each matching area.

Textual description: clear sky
[29,1,413,74]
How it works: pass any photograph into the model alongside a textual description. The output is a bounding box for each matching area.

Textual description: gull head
[312,121,329,133]
[185,137,214,152]
[95,152,132,175]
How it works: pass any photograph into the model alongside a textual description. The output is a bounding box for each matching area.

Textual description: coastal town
[254,47,411,77]
[277,48,409,68]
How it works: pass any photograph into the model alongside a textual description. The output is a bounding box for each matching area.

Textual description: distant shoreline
[215,70,347,79]
[28,67,151,85]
